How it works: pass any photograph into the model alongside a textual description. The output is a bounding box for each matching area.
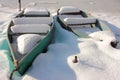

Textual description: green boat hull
[6,21,54,79]
[57,10,111,38]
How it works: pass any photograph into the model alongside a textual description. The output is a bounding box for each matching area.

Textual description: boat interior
[57,6,102,35]
[8,7,53,61]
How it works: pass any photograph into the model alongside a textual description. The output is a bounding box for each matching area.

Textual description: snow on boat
[57,6,111,37]
[6,7,54,79]
[57,6,118,47]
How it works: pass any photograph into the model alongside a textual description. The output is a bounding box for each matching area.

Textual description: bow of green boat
[6,7,54,79]
[57,6,111,38]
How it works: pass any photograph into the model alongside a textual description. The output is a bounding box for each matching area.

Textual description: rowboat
[57,6,111,37]
[6,7,54,79]
[57,6,118,47]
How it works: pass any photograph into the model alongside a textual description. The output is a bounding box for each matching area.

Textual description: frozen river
[0,0,120,15]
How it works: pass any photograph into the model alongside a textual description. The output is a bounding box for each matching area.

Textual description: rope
[9,60,19,80]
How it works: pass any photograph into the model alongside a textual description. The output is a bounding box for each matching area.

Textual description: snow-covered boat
[57,6,118,47]
[7,7,54,79]
[57,6,111,38]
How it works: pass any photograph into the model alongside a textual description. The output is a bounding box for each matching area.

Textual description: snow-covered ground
[0,0,120,80]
